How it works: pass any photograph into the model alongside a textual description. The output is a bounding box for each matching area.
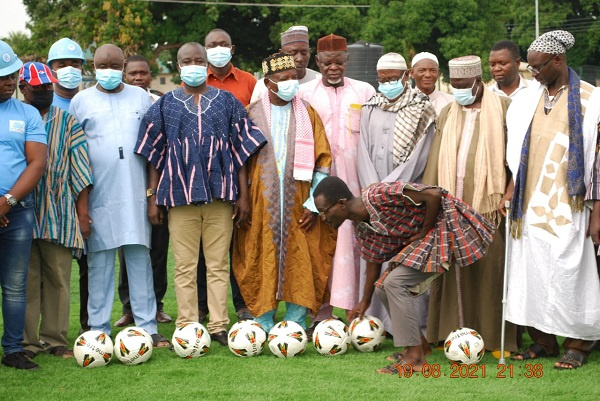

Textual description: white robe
[69,84,152,253]
[505,83,600,340]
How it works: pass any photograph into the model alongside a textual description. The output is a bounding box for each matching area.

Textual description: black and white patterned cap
[528,30,575,54]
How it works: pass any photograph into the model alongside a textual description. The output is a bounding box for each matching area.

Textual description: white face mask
[55,66,83,89]
[452,80,479,106]
[206,47,232,68]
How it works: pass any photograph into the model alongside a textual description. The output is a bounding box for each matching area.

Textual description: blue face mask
[206,47,232,68]
[378,79,405,100]
[55,66,82,89]
[379,80,404,100]
[95,68,122,91]
[269,79,300,102]
[452,80,479,106]
[180,65,207,87]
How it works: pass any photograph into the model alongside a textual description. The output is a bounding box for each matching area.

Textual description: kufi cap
[281,26,309,47]
[19,62,58,86]
[262,53,296,77]
[448,55,482,78]
[411,52,439,67]
[376,52,407,70]
[317,34,347,52]
[528,30,575,55]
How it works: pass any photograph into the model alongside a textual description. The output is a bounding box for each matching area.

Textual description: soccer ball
[349,315,386,352]
[444,327,485,365]
[267,321,307,358]
[172,322,211,359]
[113,327,153,365]
[73,330,113,368]
[312,318,350,356]
[228,320,267,357]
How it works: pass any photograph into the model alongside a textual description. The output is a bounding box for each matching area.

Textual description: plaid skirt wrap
[354,183,495,287]
[391,190,495,274]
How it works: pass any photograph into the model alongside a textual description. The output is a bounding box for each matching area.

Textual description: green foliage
[12,0,600,79]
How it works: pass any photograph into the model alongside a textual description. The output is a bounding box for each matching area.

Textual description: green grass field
[1,255,599,401]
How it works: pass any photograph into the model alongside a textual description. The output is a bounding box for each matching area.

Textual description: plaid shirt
[353,182,494,287]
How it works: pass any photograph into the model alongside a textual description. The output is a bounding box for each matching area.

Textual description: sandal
[48,346,74,359]
[554,349,587,370]
[376,362,402,375]
[511,343,558,361]
[22,349,37,360]
[151,333,170,348]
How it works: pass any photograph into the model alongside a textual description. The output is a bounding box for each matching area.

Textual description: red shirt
[207,64,257,106]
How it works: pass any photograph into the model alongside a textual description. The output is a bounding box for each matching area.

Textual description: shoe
[2,352,40,371]
[236,308,253,321]
[114,313,134,327]
[210,331,228,346]
[151,333,171,348]
[48,346,74,359]
[198,310,207,324]
[156,310,172,323]
[79,325,90,335]
[22,349,36,360]
[306,321,321,342]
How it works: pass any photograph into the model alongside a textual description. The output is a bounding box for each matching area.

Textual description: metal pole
[535,0,539,38]
[498,201,511,366]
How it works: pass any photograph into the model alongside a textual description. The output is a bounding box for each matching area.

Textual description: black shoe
[2,352,40,371]
[236,308,254,321]
[306,321,321,342]
[210,331,228,346]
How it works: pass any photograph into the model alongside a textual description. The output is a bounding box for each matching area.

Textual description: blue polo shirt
[0,98,47,195]
[52,92,72,111]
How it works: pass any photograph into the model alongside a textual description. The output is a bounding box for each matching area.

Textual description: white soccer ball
[113,327,153,365]
[228,320,267,357]
[444,327,485,365]
[267,321,307,358]
[172,322,211,359]
[312,318,350,356]
[349,315,386,352]
[73,330,113,368]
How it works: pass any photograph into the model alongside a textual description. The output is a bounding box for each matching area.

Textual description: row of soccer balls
[74,315,485,367]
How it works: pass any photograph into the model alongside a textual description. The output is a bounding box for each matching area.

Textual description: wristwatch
[146,188,157,198]
[3,194,17,206]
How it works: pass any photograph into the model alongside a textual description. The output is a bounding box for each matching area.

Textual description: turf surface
[1,256,599,401]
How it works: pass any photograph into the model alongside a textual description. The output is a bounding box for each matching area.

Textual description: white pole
[498,201,511,366]
[535,0,540,38]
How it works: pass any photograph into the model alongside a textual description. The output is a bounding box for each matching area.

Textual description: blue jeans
[0,197,34,355]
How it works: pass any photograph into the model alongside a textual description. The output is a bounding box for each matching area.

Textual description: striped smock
[33,105,93,255]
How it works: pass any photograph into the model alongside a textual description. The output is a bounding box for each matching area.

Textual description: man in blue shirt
[0,40,48,370]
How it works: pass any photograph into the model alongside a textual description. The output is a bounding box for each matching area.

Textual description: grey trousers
[375,264,437,347]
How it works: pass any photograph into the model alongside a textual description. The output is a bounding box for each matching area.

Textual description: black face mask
[29,90,54,111]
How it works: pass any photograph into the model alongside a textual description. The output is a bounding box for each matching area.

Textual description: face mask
[206,47,232,68]
[180,65,207,87]
[378,75,406,100]
[452,80,479,106]
[55,66,82,89]
[95,68,122,91]
[30,90,54,110]
[269,79,299,102]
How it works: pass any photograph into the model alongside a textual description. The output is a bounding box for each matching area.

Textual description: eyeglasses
[527,56,555,75]
[318,198,346,219]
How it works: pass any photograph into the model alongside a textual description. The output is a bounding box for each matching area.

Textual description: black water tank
[346,41,384,88]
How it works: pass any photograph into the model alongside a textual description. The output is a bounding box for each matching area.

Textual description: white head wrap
[376,52,407,71]
[528,30,575,54]
[411,52,439,67]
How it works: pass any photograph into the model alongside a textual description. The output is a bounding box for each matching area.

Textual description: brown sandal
[554,349,587,370]
[376,362,402,375]
[511,343,558,361]
[48,346,74,359]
